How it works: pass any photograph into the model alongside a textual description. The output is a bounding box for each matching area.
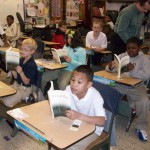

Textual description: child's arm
[15,66,30,85]
[66,110,105,127]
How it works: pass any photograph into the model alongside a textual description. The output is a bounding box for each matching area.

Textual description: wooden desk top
[94,70,142,86]
[0,81,16,97]
[19,36,60,45]
[43,41,60,45]
[7,101,95,149]
[35,59,67,70]
[0,47,20,53]
[85,47,112,54]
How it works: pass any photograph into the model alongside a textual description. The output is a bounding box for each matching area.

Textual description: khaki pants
[2,82,32,108]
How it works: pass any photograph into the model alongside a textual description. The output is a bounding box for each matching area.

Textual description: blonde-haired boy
[2,38,38,107]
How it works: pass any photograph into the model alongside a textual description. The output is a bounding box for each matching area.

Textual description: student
[106,37,150,141]
[51,20,67,49]
[86,21,107,65]
[5,15,20,47]
[110,0,150,55]
[104,14,114,30]
[2,38,38,107]
[41,29,86,93]
[0,24,9,47]
[65,65,105,149]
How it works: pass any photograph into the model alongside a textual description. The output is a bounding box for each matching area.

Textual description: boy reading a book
[1,38,38,107]
[105,37,150,141]
[65,65,106,149]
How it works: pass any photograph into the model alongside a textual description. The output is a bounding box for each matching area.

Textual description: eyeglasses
[20,48,31,52]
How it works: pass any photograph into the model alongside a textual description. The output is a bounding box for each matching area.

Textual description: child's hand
[127,63,135,72]
[15,66,23,74]
[108,61,116,70]
[63,56,71,63]
[65,110,81,120]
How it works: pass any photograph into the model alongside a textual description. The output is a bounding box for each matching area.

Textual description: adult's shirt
[114,3,144,43]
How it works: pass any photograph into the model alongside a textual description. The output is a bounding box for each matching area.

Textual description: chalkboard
[0,0,24,25]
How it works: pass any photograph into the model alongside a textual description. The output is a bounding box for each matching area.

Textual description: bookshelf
[84,0,106,28]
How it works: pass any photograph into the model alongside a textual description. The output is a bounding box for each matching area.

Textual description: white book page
[121,56,129,68]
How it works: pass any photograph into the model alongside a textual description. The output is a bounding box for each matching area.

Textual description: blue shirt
[63,45,86,72]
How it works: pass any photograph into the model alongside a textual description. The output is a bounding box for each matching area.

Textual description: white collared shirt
[86,31,107,49]
[65,85,106,135]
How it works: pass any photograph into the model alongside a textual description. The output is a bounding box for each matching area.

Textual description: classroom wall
[0,0,24,25]
[106,2,123,11]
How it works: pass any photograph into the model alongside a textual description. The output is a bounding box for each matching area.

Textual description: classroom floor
[0,70,150,150]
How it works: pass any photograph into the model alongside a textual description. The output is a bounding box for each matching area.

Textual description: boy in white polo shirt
[86,21,107,65]
[65,65,106,149]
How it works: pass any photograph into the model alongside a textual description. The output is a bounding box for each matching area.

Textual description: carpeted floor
[0,70,150,150]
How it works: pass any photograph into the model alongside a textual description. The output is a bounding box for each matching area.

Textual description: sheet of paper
[8,108,29,120]
[69,119,82,131]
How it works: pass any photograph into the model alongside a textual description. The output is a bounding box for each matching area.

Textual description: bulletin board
[0,0,24,25]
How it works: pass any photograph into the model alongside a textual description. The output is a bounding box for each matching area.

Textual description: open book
[51,48,68,63]
[48,90,71,118]
[6,47,20,71]
[114,54,129,79]
[47,81,71,118]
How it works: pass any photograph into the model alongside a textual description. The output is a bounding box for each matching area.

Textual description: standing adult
[110,0,150,55]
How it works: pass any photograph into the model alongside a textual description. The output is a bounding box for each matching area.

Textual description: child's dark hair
[74,65,94,82]
[7,15,14,20]
[106,14,112,20]
[66,29,85,49]
[126,36,142,46]
[58,20,67,27]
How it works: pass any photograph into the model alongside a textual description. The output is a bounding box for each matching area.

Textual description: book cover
[6,47,20,71]
[114,54,129,79]
[51,48,68,64]
[48,90,71,118]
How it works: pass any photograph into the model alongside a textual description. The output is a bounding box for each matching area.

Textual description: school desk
[19,35,60,46]
[85,47,112,67]
[35,59,67,70]
[94,70,142,86]
[0,47,20,54]
[0,81,16,97]
[7,100,95,149]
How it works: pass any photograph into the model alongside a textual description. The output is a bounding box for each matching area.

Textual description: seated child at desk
[1,38,38,107]
[65,65,106,149]
[105,37,150,141]
[86,21,107,65]
[5,15,20,48]
[41,29,86,93]
[51,20,67,49]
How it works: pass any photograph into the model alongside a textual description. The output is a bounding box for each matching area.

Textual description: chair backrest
[92,79,123,148]
[16,12,25,33]
[93,80,122,114]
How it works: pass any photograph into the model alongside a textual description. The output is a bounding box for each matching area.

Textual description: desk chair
[86,80,122,150]
[16,12,33,36]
